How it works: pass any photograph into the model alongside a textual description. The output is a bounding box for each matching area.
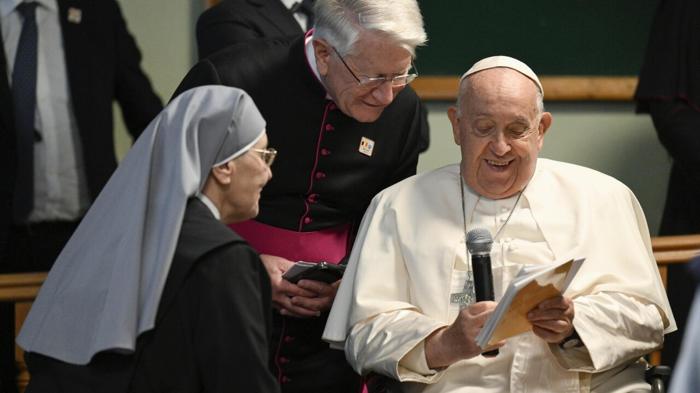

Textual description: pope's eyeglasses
[470,125,538,141]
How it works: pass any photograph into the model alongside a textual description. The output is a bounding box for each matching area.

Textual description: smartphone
[282,261,345,284]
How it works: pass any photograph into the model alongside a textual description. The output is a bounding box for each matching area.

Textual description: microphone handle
[472,253,495,301]
[471,253,498,357]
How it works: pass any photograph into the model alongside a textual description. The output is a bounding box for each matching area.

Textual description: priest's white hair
[313,0,427,57]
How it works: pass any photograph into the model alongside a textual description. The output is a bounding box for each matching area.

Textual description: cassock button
[307,193,319,203]
[279,356,290,365]
[283,335,295,343]
[325,124,335,131]
[315,171,326,180]
[321,148,331,156]
[304,217,313,224]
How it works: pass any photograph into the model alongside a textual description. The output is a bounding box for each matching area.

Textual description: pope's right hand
[424,301,504,369]
[259,254,320,318]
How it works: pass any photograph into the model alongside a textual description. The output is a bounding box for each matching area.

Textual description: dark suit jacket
[0,0,163,256]
[196,0,304,59]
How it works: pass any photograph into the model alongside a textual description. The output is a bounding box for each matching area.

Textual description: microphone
[466,228,498,357]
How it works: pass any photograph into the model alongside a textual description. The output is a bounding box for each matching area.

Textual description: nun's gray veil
[17,85,266,365]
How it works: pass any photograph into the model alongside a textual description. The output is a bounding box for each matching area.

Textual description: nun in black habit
[16,85,280,393]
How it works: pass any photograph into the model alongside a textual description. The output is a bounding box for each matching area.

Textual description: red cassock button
[279,356,289,364]
[321,148,331,156]
[303,217,312,224]
[307,194,319,203]
[315,171,326,179]
[325,124,335,131]
[283,335,295,343]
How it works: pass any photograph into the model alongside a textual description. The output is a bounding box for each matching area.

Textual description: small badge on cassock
[359,136,375,157]
[67,7,82,24]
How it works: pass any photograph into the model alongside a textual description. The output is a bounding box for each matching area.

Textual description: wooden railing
[412,76,639,102]
[0,272,46,302]
[0,272,46,393]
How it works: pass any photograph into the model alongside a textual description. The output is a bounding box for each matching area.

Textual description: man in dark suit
[196,0,312,59]
[0,0,162,391]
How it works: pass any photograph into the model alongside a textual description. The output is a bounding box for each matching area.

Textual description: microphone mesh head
[466,228,493,254]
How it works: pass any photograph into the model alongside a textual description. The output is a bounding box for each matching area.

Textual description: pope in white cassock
[322,56,676,393]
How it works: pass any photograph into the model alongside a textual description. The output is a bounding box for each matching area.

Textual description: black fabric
[1,221,79,273]
[271,313,362,393]
[635,0,700,112]
[173,34,425,392]
[23,199,279,393]
[196,0,303,60]
[634,0,700,376]
[647,99,700,374]
[24,352,133,393]
[128,199,279,393]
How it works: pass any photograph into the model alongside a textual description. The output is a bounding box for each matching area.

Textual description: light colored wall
[106,4,671,235]
[112,0,200,159]
[419,102,672,235]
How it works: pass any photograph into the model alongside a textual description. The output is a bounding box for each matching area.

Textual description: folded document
[475,257,585,348]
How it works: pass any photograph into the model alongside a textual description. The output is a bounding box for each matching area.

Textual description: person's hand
[290,279,341,314]
[527,295,575,344]
[425,301,504,369]
[259,254,318,318]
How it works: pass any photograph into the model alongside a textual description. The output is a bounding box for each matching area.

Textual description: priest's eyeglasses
[332,47,418,89]
[251,148,277,166]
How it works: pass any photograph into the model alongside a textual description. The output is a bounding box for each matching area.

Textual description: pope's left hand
[527,295,575,344]
[289,279,341,316]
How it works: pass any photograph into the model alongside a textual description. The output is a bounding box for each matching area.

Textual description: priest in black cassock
[16,86,280,393]
[173,1,428,391]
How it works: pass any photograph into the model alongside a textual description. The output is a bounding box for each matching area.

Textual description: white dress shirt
[1,0,89,222]
[281,0,310,32]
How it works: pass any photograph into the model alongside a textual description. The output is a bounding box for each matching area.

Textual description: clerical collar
[304,30,332,100]
[196,193,221,220]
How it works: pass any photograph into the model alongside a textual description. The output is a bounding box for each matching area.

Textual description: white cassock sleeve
[550,291,665,371]
[324,189,450,382]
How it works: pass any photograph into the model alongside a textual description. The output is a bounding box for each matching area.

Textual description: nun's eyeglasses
[251,148,277,166]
